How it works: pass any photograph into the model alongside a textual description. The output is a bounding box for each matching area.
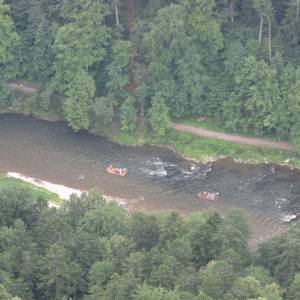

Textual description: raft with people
[197,191,219,201]
[106,165,127,176]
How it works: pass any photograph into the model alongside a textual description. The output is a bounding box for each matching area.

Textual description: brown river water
[1,114,300,243]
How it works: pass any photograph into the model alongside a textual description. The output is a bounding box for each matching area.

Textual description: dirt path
[171,123,295,151]
[6,79,295,152]
[7,81,37,93]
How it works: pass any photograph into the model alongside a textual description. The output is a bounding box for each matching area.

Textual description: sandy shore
[6,172,139,211]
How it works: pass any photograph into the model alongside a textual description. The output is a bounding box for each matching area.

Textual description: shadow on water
[0,114,299,241]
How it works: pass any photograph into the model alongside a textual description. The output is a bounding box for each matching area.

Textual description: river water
[1,114,300,242]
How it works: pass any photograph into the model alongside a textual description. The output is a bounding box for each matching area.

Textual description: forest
[0,185,300,300]
[1,1,300,299]
[1,0,300,141]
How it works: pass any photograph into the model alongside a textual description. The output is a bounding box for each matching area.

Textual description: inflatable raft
[106,165,127,177]
[197,191,219,201]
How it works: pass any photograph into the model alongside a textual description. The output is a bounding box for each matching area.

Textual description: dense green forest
[0,185,300,300]
[1,0,300,141]
[2,2,300,299]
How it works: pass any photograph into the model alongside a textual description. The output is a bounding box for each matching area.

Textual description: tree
[33,208,73,250]
[190,211,223,266]
[114,0,120,26]
[106,39,132,107]
[224,55,281,134]
[225,276,283,300]
[124,251,148,282]
[288,68,300,143]
[92,96,115,127]
[149,256,179,289]
[257,223,300,285]
[175,266,199,294]
[159,212,184,247]
[199,260,235,299]
[133,283,181,300]
[252,0,273,61]
[0,284,21,300]
[219,209,251,261]
[143,0,223,119]
[39,243,73,299]
[0,187,47,228]
[286,273,300,300]
[225,276,262,300]
[104,234,134,270]
[120,96,137,132]
[9,220,34,275]
[129,212,160,251]
[224,0,235,23]
[100,271,138,300]
[282,0,300,55]
[63,70,95,130]
[260,283,283,300]
[78,200,128,238]
[243,266,273,287]
[88,260,115,288]
[23,0,57,82]
[72,230,106,283]
[134,63,149,129]
[0,0,19,79]
[53,0,110,130]
[147,94,170,135]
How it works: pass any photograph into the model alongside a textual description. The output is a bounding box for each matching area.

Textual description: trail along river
[1,114,300,243]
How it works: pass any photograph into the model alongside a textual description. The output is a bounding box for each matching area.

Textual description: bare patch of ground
[171,123,295,151]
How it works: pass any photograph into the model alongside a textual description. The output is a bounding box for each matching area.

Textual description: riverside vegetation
[1,184,300,300]
[1,1,300,299]
[1,0,300,164]
[0,176,59,202]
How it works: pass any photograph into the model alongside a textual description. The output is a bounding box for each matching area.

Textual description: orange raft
[106,165,127,177]
[197,192,219,201]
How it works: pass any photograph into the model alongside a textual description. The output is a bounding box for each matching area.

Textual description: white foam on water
[275,197,288,209]
[140,158,172,177]
[140,168,167,177]
[281,214,297,223]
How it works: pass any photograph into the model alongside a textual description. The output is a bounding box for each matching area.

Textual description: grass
[177,117,288,142]
[105,127,300,167]
[0,176,60,202]
[161,130,300,166]
[177,117,228,133]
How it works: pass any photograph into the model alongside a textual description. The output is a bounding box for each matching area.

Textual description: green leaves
[0,0,19,79]
[148,94,170,135]
[63,71,95,131]
[143,0,223,120]
[121,96,137,132]
[252,0,273,17]
[0,185,296,300]
[224,55,281,134]
[40,243,73,299]
[199,260,235,299]
[0,284,19,300]
[52,0,110,131]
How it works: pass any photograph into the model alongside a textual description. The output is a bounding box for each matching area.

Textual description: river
[1,113,300,243]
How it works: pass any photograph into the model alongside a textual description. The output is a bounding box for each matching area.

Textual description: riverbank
[5,172,140,211]
[171,123,294,151]
[0,174,62,207]
[1,114,298,247]
[1,105,300,168]
[104,127,300,169]
[2,172,291,247]
[5,81,300,167]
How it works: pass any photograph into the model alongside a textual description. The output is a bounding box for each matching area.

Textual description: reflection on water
[0,114,299,240]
